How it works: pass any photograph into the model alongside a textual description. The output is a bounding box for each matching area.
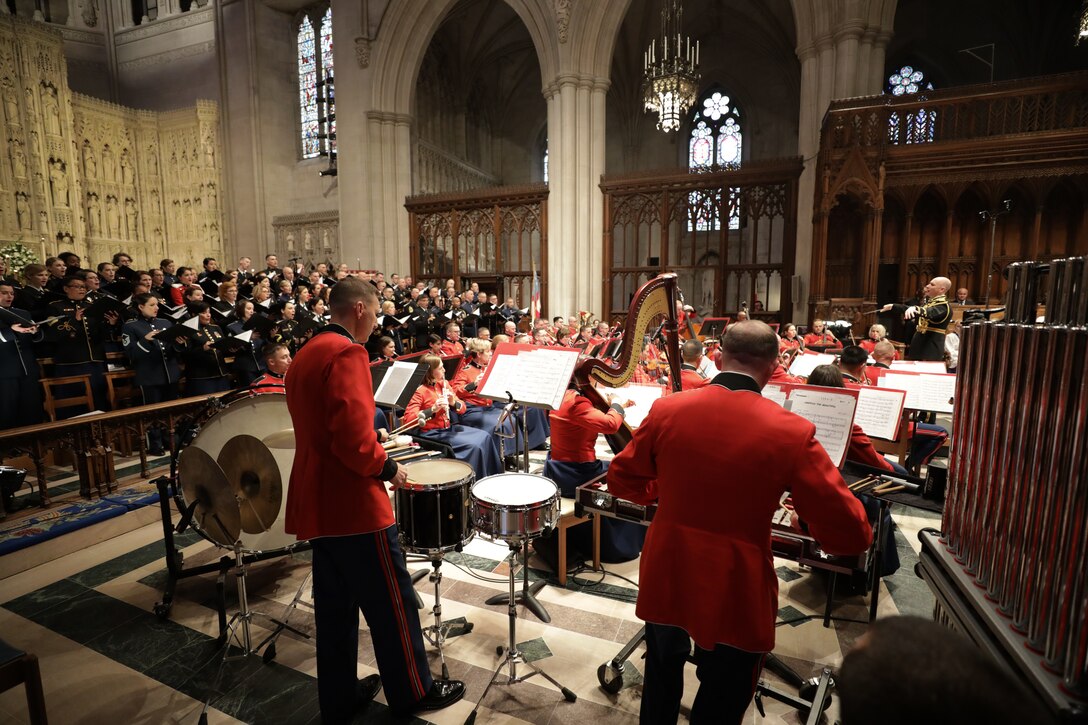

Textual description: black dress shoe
[407,679,466,714]
[355,674,382,709]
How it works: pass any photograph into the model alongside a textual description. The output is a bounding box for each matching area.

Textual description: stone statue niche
[41,84,61,137]
[2,78,19,127]
[105,194,120,237]
[15,191,29,229]
[49,158,69,208]
[120,148,133,186]
[102,144,115,183]
[82,141,97,180]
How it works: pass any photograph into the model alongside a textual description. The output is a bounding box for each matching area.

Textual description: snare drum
[395,459,475,554]
[177,391,298,553]
[470,473,559,542]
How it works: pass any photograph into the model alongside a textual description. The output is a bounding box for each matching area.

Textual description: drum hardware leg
[484,538,550,623]
[464,539,577,725]
[254,569,314,664]
[220,541,310,662]
[422,557,452,680]
[596,625,646,693]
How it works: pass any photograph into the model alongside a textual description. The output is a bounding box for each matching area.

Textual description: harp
[573,273,683,453]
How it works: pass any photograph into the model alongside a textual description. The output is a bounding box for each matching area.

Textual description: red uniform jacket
[803,332,842,349]
[679,364,708,391]
[284,325,396,540]
[769,364,803,384]
[779,337,802,352]
[848,423,894,471]
[607,372,872,653]
[439,339,463,357]
[860,339,900,360]
[549,389,624,463]
[450,361,489,407]
[404,381,466,431]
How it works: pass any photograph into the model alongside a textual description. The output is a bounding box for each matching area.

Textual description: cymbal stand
[484,537,550,622]
[254,564,314,664]
[464,537,576,725]
[196,540,310,724]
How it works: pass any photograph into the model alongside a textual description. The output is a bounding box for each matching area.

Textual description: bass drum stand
[464,536,576,725]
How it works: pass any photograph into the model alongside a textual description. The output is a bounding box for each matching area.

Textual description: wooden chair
[105,371,142,456]
[556,497,600,586]
[0,641,48,724]
[40,375,94,422]
[872,410,916,474]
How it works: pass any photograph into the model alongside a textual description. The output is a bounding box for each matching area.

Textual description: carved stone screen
[601,160,801,324]
[271,210,340,270]
[406,184,546,307]
[0,16,224,271]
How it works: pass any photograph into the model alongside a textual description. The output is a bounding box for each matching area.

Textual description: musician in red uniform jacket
[284,278,464,722]
[679,339,709,390]
[607,321,872,725]
[438,321,463,357]
[803,319,843,350]
[533,384,643,569]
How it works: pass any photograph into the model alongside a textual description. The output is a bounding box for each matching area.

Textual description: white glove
[904,306,920,320]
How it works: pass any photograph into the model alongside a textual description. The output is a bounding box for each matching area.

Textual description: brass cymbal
[262,429,295,449]
[218,435,282,535]
[178,446,240,547]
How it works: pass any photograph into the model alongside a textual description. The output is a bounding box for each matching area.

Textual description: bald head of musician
[924,276,952,299]
[681,338,704,365]
[838,616,1042,725]
[328,275,380,340]
[872,340,896,367]
[718,321,779,387]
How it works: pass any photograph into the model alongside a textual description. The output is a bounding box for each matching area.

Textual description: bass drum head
[179,392,298,552]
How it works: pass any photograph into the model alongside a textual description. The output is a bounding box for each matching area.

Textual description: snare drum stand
[464,536,577,725]
[420,556,473,680]
[485,537,550,622]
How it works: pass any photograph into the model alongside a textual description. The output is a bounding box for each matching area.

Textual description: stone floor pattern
[0,449,940,724]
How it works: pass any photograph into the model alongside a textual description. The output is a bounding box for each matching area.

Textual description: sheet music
[854,387,906,440]
[890,360,947,374]
[877,371,955,413]
[596,384,664,428]
[788,352,836,378]
[784,388,858,467]
[761,383,789,407]
[374,361,419,407]
[478,345,581,409]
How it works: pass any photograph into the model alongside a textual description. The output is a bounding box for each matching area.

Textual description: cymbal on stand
[262,429,295,449]
[178,447,240,546]
[219,435,282,535]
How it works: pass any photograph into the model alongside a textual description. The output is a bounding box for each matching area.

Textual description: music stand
[373,360,428,429]
[699,317,731,339]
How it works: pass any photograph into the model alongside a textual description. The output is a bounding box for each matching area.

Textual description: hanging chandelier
[1078,0,1088,45]
[642,0,700,133]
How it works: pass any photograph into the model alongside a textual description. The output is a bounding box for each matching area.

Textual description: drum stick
[873,483,907,495]
[390,420,421,435]
[848,475,877,491]
[392,450,434,463]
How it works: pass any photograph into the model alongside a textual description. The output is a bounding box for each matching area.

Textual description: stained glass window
[886,65,936,144]
[298,9,335,159]
[298,16,319,158]
[688,90,742,231]
[319,8,335,156]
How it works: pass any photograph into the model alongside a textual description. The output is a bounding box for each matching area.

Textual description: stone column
[833,23,864,98]
[544,73,609,318]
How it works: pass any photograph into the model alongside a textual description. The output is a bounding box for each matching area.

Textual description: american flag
[530,259,541,323]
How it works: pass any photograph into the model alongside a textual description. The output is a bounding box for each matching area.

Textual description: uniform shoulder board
[121,332,131,347]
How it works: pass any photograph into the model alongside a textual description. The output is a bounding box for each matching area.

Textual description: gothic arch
[370,0,558,116]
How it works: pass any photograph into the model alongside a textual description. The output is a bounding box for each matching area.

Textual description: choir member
[178,301,231,395]
[0,281,43,429]
[228,299,265,386]
[45,275,118,413]
[121,293,181,454]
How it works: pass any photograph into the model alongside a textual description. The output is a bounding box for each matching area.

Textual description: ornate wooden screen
[406,184,547,307]
[601,159,802,324]
[813,71,1088,325]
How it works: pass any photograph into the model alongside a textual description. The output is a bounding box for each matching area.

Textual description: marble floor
[0,450,940,725]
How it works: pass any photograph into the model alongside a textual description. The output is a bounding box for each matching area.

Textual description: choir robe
[404,381,502,478]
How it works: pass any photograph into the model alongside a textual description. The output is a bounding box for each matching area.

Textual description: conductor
[607,321,872,724]
[284,277,465,722]
[880,276,952,361]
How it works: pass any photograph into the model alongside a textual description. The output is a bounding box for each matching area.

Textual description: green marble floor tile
[23,587,143,645]
[516,636,552,663]
[85,612,210,672]
[209,659,317,724]
[2,578,88,619]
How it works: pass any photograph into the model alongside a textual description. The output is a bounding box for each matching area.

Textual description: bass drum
[178,391,299,553]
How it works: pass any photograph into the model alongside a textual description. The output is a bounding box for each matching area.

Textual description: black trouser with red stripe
[311,525,433,721]
[641,623,765,725]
